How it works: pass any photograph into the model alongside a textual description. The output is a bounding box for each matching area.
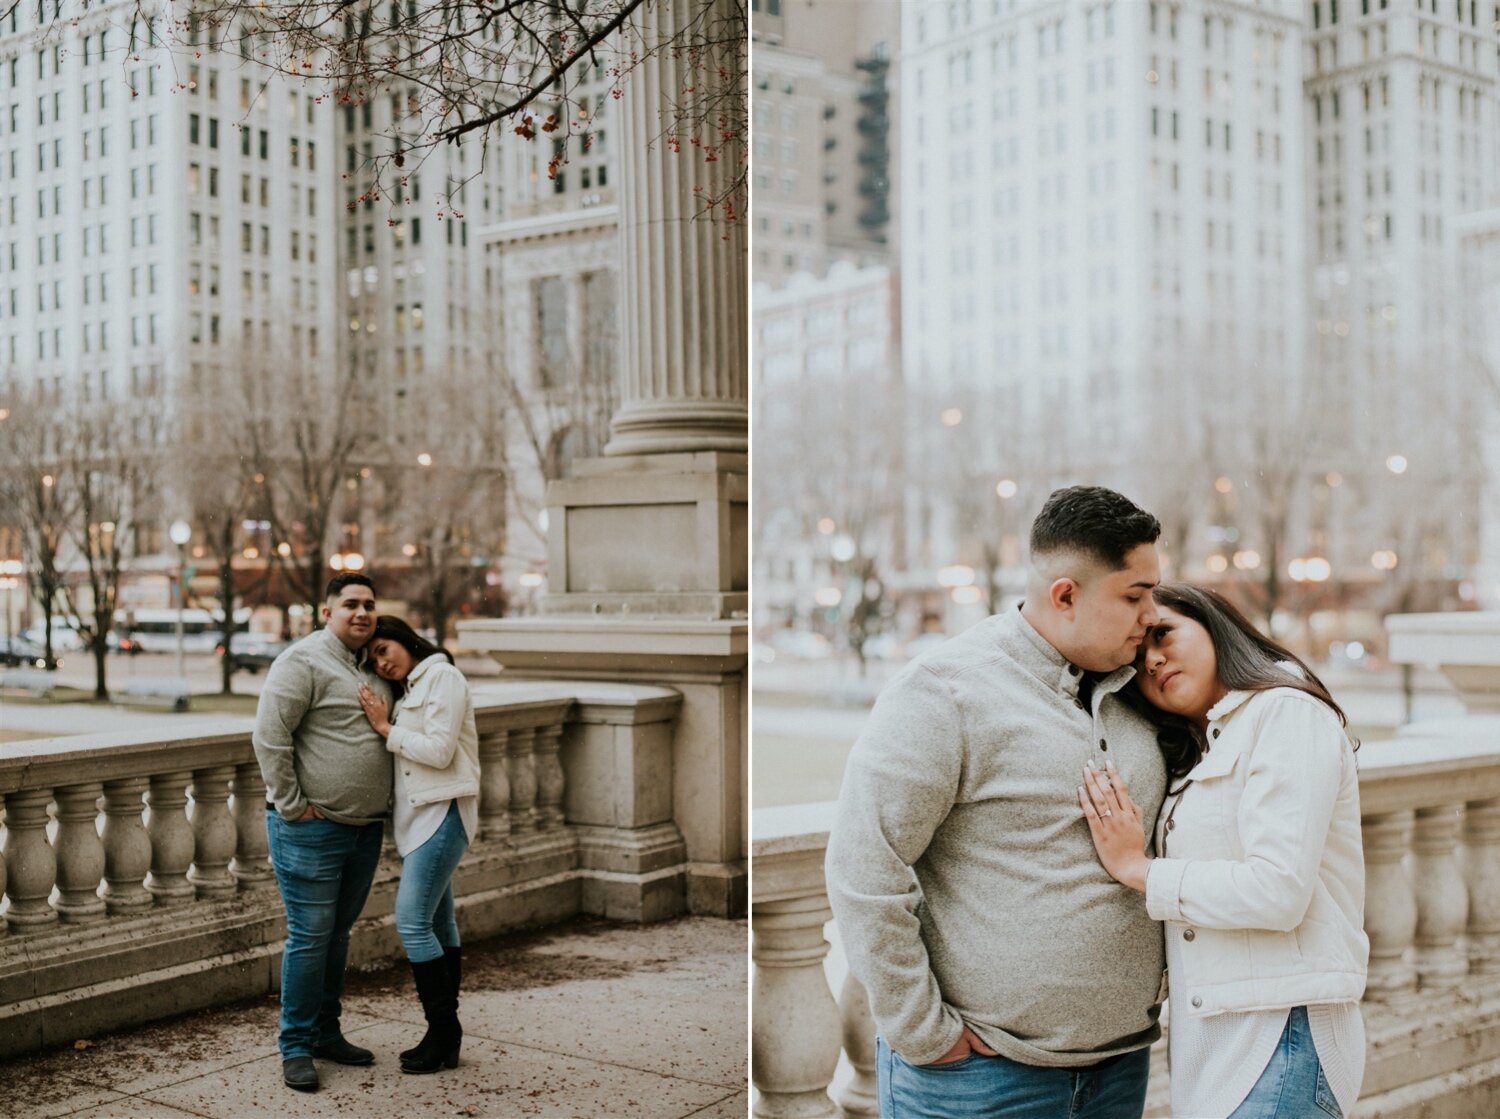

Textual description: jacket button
[1069,664,1081,676]
[1211,728,1220,739]
[1183,928,1195,941]
[404,769,411,776]
[1098,738,1108,751]
[1191,996,1202,1008]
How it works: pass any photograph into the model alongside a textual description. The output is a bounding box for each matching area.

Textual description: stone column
[477,725,512,840]
[229,764,274,890]
[837,973,879,1116]
[1464,797,1500,974]
[146,771,197,907]
[189,766,239,900]
[1412,804,1469,988]
[54,782,107,924]
[1363,809,1418,997]
[603,0,746,457]
[459,0,749,918]
[2,789,58,929]
[751,893,843,1119]
[103,778,154,915]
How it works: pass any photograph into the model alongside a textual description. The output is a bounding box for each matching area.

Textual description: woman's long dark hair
[1122,583,1352,781]
[371,615,454,700]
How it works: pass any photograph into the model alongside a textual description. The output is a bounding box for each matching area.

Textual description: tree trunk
[219,539,236,696]
[92,638,108,700]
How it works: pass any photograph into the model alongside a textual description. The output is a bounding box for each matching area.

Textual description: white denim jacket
[1145,686,1368,1018]
[387,656,481,808]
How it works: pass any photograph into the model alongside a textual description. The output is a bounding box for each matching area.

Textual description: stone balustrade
[751,720,1500,1117]
[0,679,684,1058]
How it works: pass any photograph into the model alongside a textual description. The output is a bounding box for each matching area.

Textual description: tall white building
[901,0,1307,447]
[0,5,337,460]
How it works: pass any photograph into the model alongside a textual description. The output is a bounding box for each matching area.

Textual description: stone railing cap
[752,801,838,855]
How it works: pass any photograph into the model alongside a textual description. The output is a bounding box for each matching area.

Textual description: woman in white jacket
[1080,583,1367,1119]
[356,616,480,1075]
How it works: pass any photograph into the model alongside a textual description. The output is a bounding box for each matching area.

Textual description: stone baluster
[189,766,239,900]
[102,778,153,915]
[146,771,197,907]
[836,972,878,1116]
[54,782,107,924]
[534,723,566,830]
[1362,809,1418,998]
[2,788,58,929]
[0,833,7,936]
[1464,797,1500,975]
[751,893,843,1119]
[229,764,274,890]
[507,727,539,836]
[478,726,512,840]
[1412,803,1469,988]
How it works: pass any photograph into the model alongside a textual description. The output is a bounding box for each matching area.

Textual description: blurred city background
[751,0,1500,809]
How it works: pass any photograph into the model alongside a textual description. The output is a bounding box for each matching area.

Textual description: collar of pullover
[316,626,370,672]
[1004,604,1136,704]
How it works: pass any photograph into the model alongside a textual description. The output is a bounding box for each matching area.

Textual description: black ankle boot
[401,956,461,1073]
[400,946,462,1064]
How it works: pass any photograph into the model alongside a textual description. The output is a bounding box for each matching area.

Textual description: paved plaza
[0,917,747,1119]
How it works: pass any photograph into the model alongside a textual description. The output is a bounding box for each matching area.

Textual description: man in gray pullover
[254,572,393,1092]
[827,486,1169,1118]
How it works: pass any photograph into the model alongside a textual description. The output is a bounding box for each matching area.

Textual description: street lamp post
[169,520,192,680]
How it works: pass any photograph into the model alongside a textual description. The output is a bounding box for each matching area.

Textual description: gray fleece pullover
[252,627,394,826]
[826,606,1168,1068]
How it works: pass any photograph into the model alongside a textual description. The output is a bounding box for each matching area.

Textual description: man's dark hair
[325,572,376,601]
[1028,486,1161,570]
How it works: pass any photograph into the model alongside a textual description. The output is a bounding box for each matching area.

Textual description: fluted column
[146,771,197,907]
[751,893,843,1119]
[103,778,153,915]
[603,0,746,455]
[1465,798,1500,975]
[1412,804,1469,988]
[3,789,58,929]
[478,725,512,840]
[507,727,539,836]
[837,973,879,1116]
[54,782,107,924]
[1363,809,1418,997]
[534,723,566,830]
[229,764,274,890]
[189,766,239,899]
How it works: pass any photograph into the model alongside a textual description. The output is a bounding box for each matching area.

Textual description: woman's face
[369,637,418,682]
[1137,604,1228,727]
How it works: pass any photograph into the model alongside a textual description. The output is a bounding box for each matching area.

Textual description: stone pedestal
[541,451,747,619]
[1388,612,1500,712]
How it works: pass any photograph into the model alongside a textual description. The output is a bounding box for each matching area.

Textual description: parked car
[217,633,294,674]
[21,621,84,652]
[0,635,54,668]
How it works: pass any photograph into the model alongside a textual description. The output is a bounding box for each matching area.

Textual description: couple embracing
[251,573,481,1092]
[828,486,1369,1119]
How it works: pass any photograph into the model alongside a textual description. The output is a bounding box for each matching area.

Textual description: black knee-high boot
[400,946,462,1064]
[401,957,461,1073]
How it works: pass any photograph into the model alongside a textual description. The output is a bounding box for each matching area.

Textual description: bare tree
[0,385,76,669]
[383,368,509,644]
[240,354,376,615]
[762,370,904,675]
[57,409,158,699]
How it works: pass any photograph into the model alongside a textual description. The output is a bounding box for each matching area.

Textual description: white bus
[116,608,251,653]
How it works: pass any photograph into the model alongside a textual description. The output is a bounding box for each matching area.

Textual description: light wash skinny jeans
[394,800,469,963]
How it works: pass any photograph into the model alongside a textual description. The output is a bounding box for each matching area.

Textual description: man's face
[322,584,376,650]
[1064,543,1161,672]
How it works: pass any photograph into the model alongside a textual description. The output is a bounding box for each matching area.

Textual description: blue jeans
[394,801,469,963]
[266,811,384,1058]
[1230,1007,1342,1119]
[876,1036,1151,1119]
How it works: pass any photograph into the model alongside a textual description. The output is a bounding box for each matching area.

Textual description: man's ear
[320,603,332,622]
[1049,577,1078,615]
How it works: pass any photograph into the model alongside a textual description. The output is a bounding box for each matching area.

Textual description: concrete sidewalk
[0,916,747,1119]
